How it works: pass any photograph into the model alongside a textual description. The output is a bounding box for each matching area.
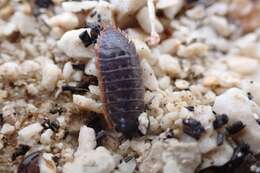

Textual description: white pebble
[75,126,96,157]
[209,16,230,37]
[63,62,74,80]
[40,129,54,145]
[0,123,15,135]
[11,12,37,35]
[118,159,136,173]
[141,59,160,91]
[138,112,149,135]
[175,79,190,89]
[18,123,43,142]
[58,29,95,59]
[47,12,79,30]
[158,54,181,77]
[73,95,102,113]
[89,85,100,96]
[226,56,258,75]
[132,39,152,59]
[41,62,62,91]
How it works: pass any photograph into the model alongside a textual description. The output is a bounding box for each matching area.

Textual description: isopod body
[95,27,144,136]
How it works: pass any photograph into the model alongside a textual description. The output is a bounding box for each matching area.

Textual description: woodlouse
[95,26,145,137]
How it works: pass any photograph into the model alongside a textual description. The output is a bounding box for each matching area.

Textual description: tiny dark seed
[217,132,224,146]
[213,114,229,129]
[183,118,205,140]
[226,121,245,135]
[247,92,253,100]
[185,106,195,112]
[35,0,53,8]
[97,14,101,22]
[79,30,93,47]
[12,144,31,161]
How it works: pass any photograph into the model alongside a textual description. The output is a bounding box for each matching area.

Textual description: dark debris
[213,114,229,129]
[216,132,224,146]
[183,118,206,140]
[226,121,246,135]
[35,0,53,8]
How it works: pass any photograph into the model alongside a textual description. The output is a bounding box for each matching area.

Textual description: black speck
[256,119,260,126]
[97,14,101,22]
[35,0,53,8]
[213,114,229,129]
[226,121,245,135]
[183,118,205,140]
[185,106,195,112]
[79,30,93,47]
[0,112,3,128]
[217,132,224,146]
[247,92,253,100]
[12,144,31,161]
[90,11,97,18]
[72,64,86,71]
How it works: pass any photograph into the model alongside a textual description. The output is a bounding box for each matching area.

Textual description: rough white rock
[86,1,115,25]
[75,126,96,157]
[201,142,233,169]
[63,127,115,173]
[0,61,20,80]
[41,62,62,91]
[213,88,260,153]
[118,159,136,173]
[89,85,100,96]
[226,56,258,75]
[40,129,53,145]
[0,123,15,135]
[158,76,171,90]
[58,29,95,59]
[11,12,37,35]
[47,12,79,30]
[158,54,181,77]
[73,95,102,113]
[141,59,159,91]
[85,58,97,76]
[18,123,43,142]
[20,60,40,77]
[139,140,201,173]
